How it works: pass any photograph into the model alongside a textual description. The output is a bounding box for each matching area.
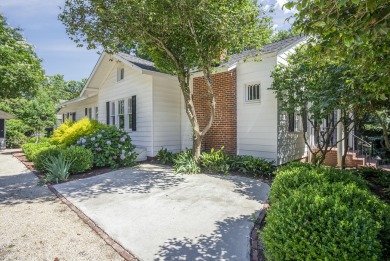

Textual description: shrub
[200,147,230,174]
[263,163,390,260]
[263,183,389,260]
[270,163,367,203]
[21,142,52,161]
[173,149,200,174]
[51,118,108,146]
[76,126,137,168]
[5,119,31,148]
[229,155,274,177]
[157,148,176,165]
[42,154,73,184]
[34,146,93,174]
[26,136,51,144]
[63,146,94,174]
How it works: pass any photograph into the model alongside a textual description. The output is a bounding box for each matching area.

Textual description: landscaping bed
[12,150,113,184]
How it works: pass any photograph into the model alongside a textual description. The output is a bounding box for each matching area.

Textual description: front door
[0,119,4,138]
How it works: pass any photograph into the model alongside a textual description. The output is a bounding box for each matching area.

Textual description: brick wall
[193,70,237,155]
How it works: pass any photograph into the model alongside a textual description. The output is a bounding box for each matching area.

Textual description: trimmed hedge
[34,146,93,174]
[22,142,53,162]
[263,163,390,260]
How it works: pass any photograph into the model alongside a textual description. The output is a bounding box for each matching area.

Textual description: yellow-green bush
[51,118,107,146]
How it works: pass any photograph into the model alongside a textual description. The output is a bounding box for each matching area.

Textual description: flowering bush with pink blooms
[75,126,137,168]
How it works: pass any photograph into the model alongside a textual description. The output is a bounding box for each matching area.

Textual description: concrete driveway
[54,164,270,261]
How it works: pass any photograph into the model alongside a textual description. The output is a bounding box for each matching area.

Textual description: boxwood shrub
[22,142,52,161]
[263,163,390,260]
[34,146,93,174]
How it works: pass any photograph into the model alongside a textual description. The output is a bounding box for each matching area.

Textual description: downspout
[151,76,154,157]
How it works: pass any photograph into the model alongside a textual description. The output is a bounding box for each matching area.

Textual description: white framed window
[118,100,125,129]
[111,102,116,125]
[117,66,124,81]
[95,106,98,120]
[88,107,92,119]
[245,83,261,102]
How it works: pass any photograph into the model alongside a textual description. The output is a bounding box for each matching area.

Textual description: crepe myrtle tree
[271,46,367,167]
[59,0,272,161]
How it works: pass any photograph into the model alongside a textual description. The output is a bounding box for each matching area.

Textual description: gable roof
[75,35,304,102]
[115,35,305,73]
[222,35,305,68]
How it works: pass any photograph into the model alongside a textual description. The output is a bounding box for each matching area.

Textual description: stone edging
[250,204,268,261]
[47,184,138,261]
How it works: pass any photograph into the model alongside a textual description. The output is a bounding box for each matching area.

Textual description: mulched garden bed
[12,150,113,184]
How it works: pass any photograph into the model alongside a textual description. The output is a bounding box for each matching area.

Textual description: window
[117,66,124,81]
[95,106,98,120]
[246,83,261,102]
[118,100,125,129]
[127,96,136,131]
[88,107,92,119]
[111,102,116,125]
[288,112,302,132]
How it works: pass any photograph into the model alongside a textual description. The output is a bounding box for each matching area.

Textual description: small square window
[246,83,261,102]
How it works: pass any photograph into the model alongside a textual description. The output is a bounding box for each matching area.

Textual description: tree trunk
[177,68,216,163]
[193,132,202,161]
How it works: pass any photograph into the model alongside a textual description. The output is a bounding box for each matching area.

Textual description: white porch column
[337,110,343,167]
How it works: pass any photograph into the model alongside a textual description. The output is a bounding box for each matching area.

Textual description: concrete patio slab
[54,164,270,261]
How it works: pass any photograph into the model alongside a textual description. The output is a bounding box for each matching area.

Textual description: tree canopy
[0,14,44,99]
[285,0,390,96]
[60,0,272,160]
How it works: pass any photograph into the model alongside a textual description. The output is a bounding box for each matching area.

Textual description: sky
[0,0,294,82]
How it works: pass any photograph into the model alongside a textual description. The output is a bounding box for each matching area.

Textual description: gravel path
[0,150,123,261]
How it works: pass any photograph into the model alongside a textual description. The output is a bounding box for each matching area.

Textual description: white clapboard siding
[152,75,182,154]
[98,62,154,156]
[236,56,279,162]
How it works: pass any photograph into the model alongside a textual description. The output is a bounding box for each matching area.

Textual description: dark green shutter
[85,108,88,116]
[302,111,307,132]
[0,119,4,138]
[288,113,295,132]
[106,102,110,125]
[132,95,136,131]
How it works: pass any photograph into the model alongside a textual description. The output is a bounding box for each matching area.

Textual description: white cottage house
[59,36,308,164]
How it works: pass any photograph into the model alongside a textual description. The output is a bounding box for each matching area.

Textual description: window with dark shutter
[302,111,307,132]
[85,108,88,116]
[106,102,110,125]
[288,113,295,132]
[132,95,136,131]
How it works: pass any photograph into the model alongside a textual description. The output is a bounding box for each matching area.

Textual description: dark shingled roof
[116,35,305,72]
[117,52,159,72]
[223,35,305,68]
